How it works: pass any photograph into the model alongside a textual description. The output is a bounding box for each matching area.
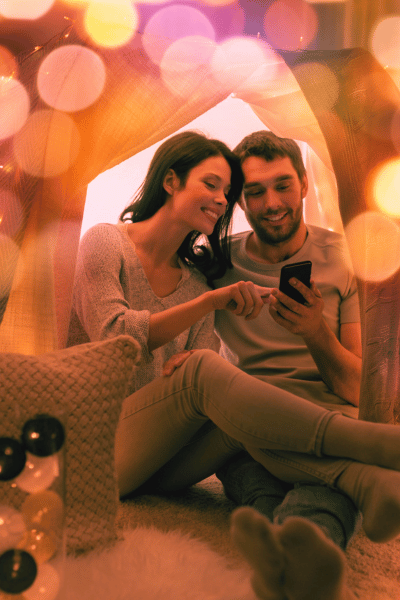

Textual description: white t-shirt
[214,226,360,417]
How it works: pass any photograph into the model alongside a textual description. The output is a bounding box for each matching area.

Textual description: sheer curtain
[1,3,399,424]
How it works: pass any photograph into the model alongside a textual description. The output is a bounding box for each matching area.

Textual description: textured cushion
[0,335,140,554]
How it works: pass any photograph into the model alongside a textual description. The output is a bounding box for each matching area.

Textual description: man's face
[240,155,308,246]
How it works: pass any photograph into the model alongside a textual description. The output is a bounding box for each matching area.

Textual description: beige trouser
[115,349,351,497]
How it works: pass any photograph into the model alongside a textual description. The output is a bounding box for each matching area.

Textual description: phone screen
[279,261,312,305]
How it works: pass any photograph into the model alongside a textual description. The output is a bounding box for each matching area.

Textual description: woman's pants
[115,349,350,497]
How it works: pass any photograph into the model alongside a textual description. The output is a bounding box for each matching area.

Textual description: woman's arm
[148,282,270,352]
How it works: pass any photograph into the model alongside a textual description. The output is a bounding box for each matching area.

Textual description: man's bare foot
[231,507,357,600]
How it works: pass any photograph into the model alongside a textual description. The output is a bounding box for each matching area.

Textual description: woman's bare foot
[231,507,357,600]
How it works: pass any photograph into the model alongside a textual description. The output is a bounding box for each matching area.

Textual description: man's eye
[246,190,262,197]
[276,185,289,191]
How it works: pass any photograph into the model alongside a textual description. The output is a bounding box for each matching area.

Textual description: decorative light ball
[17,529,58,565]
[23,562,60,600]
[14,454,59,494]
[22,415,65,458]
[0,438,26,481]
[0,549,37,595]
[37,45,106,113]
[0,506,26,554]
[21,491,64,534]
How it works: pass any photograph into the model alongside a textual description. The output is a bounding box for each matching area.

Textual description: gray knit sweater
[67,223,220,393]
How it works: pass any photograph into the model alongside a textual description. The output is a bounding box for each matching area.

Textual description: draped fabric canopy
[0,1,399,425]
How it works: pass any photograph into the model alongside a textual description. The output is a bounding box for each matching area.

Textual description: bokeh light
[0,235,20,299]
[84,0,139,48]
[0,0,55,19]
[344,211,400,282]
[38,45,106,113]
[0,77,30,141]
[370,158,400,218]
[160,35,216,96]
[211,37,276,91]
[23,563,60,600]
[370,16,400,70]
[142,4,215,66]
[0,47,18,79]
[15,453,59,494]
[0,190,23,237]
[0,506,26,554]
[13,110,81,178]
[292,63,339,112]
[263,0,318,51]
[201,0,235,4]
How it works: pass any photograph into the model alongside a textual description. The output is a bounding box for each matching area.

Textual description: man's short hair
[234,130,306,182]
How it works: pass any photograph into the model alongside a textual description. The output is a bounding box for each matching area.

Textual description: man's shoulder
[228,231,251,253]
[307,225,347,250]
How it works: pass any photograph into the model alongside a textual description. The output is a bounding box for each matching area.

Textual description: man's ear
[163,169,180,195]
[301,173,308,199]
[238,194,246,210]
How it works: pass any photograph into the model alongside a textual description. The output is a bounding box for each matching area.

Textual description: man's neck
[245,223,308,265]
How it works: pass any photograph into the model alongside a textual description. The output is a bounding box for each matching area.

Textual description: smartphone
[279,260,312,305]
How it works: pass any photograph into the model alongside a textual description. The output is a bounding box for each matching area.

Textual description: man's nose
[263,189,281,210]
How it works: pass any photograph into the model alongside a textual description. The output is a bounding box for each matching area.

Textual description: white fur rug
[60,527,256,600]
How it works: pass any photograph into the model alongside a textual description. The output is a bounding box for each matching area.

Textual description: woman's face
[167,155,232,236]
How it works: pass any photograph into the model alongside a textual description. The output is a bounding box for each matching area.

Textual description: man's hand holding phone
[269,261,324,339]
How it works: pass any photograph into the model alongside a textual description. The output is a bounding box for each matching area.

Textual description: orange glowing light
[344,211,400,282]
[211,37,276,91]
[13,110,81,178]
[160,35,216,96]
[0,77,30,141]
[84,0,139,48]
[370,158,400,218]
[0,0,55,19]
[0,46,18,78]
[263,0,318,51]
[370,16,400,70]
[37,45,106,112]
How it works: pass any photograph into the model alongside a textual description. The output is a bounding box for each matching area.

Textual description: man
[213,131,362,600]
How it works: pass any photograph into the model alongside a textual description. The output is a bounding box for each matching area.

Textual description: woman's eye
[205,181,216,190]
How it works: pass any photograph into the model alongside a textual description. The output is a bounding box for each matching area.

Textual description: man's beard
[246,203,303,246]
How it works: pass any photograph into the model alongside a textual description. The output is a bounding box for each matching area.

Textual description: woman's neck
[126,211,189,268]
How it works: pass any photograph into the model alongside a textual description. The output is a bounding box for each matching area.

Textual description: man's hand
[163,350,198,376]
[269,278,324,339]
[208,282,271,320]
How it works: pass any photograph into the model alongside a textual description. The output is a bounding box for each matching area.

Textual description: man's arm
[269,280,361,406]
[302,320,361,406]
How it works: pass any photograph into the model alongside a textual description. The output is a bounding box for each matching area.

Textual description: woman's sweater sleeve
[70,224,152,360]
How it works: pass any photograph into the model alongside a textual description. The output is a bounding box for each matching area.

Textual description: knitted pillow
[0,335,140,554]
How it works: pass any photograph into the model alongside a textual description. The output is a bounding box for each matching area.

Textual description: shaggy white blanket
[60,527,257,600]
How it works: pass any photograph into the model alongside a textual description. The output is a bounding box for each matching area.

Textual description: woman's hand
[208,282,271,320]
[163,350,198,376]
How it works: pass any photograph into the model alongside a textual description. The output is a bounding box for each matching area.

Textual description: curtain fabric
[1,19,399,423]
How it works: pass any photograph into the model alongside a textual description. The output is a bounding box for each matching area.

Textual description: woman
[68,131,400,548]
